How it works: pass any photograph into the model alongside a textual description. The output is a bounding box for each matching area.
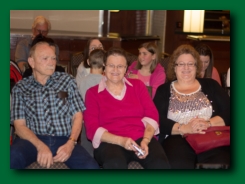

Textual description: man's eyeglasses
[175,63,196,68]
[89,46,104,51]
[106,64,127,70]
[35,29,48,34]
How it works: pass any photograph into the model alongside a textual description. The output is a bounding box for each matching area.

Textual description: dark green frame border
[4,1,241,183]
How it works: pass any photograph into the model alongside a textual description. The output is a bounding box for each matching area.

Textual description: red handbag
[185,126,230,154]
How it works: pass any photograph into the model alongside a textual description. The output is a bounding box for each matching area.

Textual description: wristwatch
[68,137,77,146]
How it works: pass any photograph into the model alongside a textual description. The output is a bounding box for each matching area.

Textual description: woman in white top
[154,44,230,169]
[75,38,104,88]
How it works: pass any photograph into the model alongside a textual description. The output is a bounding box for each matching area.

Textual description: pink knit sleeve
[136,80,159,127]
[141,117,159,135]
[92,127,108,148]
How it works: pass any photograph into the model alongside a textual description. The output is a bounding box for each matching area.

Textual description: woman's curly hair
[167,44,202,81]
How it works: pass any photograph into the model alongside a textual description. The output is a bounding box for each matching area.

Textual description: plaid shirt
[11,72,85,136]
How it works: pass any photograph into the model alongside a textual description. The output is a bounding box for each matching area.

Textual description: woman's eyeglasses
[175,63,196,68]
[105,64,127,70]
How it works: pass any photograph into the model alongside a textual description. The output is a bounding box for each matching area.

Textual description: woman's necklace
[172,81,201,102]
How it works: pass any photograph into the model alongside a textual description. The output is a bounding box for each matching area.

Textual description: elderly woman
[153,44,230,169]
[84,47,170,169]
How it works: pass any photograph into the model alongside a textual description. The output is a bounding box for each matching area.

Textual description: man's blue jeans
[10,135,100,169]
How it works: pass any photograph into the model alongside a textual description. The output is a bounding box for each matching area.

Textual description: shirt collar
[98,76,133,93]
[30,72,56,86]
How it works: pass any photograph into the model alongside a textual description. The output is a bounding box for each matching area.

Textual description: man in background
[15,15,59,73]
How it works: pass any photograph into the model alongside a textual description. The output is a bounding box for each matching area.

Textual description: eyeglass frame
[105,64,127,70]
[175,63,196,68]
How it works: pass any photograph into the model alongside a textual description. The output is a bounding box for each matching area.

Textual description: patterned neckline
[171,81,201,96]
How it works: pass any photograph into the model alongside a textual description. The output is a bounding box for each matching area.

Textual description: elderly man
[15,15,59,73]
[10,39,99,169]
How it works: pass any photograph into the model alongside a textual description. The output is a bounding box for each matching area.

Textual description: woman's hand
[121,137,138,151]
[180,118,210,134]
[138,139,149,159]
[121,137,148,159]
[187,118,209,134]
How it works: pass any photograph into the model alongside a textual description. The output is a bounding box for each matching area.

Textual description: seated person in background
[126,42,166,99]
[10,60,22,90]
[153,44,230,169]
[15,15,59,73]
[78,49,105,100]
[76,38,104,88]
[195,43,221,85]
[22,34,65,78]
[227,67,230,87]
[84,47,170,169]
[10,39,99,169]
[78,49,105,157]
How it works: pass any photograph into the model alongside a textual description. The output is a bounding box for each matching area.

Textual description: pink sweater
[126,61,166,99]
[84,78,159,148]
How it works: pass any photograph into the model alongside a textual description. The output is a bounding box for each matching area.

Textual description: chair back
[26,161,69,169]
[196,163,229,169]
[220,72,227,88]
[70,52,84,76]
[10,60,22,85]
[126,52,138,66]
[128,161,143,169]
[159,56,170,72]
[159,56,170,83]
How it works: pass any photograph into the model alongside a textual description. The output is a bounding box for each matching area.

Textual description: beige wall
[152,10,166,53]
[10,10,102,36]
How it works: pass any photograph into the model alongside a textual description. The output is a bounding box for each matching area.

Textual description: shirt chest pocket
[55,96,71,116]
